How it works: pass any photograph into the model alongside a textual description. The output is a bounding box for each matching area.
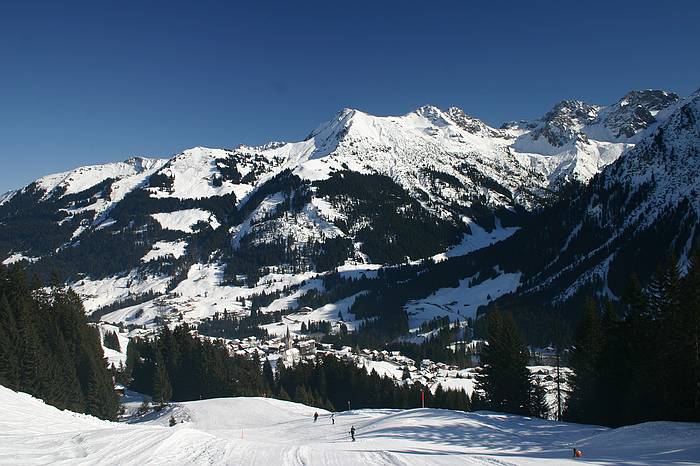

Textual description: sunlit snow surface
[151,209,220,233]
[2,385,699,465]
[1,253,39,265]
[405,270,522,325]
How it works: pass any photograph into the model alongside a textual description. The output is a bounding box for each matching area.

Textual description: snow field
[2,385,699,465]
[405,270,522,326]
[151,209,220,233]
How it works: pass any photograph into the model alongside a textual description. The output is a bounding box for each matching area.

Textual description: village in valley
[101,312,570,418]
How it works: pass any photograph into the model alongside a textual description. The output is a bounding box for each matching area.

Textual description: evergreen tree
[677,251,700,419]
[0,265,117,420]
[475,309,531,415]
[530,377,550,419]
[278,386,291,401]
[294,385,311,405]
[471,391,486,411]
[152,354,173,406]
[103,331,121,352]
[262,358,275,394]
[565,298,604,423]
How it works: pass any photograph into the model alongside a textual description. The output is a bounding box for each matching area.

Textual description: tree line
[565,254,700,426]
[124,325,474,413]
[0,266,118,420]
[126,324,266,403]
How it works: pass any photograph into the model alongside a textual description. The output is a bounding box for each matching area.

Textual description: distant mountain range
[1,88,696,344]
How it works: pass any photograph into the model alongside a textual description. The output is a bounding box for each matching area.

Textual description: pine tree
[565,298,604,423]
[678,251,700,419]
[103,331,121,352]
[475,309,531,415]
[433,383,446,408]
[664,251,700,420]
[278,386,291,401]
[262,358,275,394]
[0,297,20,388]
[85,367,102,417]
[295,385,311,405]
[530,377,550,419]
[471,390,486,411]
[152,354,172,407]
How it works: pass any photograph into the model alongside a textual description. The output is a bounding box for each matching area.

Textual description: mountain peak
[616,89,679,110]
[602,89,680,139]
[338,107,359,118]
[415,104,443,115]
[546,99,598,122]
[445,106,500,136]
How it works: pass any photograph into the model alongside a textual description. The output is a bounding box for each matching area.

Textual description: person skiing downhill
[313,412,318,422]
[331,413,335,425]
[350,425,356,441]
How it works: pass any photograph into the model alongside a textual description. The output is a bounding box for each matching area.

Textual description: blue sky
[1,0,698,193]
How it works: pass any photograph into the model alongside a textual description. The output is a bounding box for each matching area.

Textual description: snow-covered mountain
[0,88,692,336]
[468,89,700,314]
[508,89,679,182]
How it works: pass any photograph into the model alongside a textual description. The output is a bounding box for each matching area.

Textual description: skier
[350,425,356,441]
[313,412,318,423]
[331,413,335,425]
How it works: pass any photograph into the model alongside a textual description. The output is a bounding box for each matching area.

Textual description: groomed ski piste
[2,386,700,465]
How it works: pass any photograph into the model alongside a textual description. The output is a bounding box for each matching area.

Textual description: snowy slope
[34,157,167,199]
[147,147,259,201]
[405,269,522,326]
[2,385,700,465]
[151,209,220,233]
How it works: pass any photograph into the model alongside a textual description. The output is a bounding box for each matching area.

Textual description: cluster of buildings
[217,326,478,393]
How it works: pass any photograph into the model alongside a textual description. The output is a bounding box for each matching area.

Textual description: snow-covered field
[405,269,522,326]
[151,209,220,233]
[2,385,699,465]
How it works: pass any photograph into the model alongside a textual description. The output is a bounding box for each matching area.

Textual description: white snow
[151,209,220,233]
[432,220,519,262]
[2,384,700,465]
[0,190,16,206]
[70,271,172,314]
[97,323,129,367]
[34,157,167,199]
[405,270,522,328]
[96,264,317,328]
[2,253,39,265]
[230,101,643,215]
[263,291,368,337]
[148,147,244,200]
[336,262,383,279]
[141,241,188,263]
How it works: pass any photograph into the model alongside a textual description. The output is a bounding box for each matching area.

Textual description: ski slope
[2,385,700,465]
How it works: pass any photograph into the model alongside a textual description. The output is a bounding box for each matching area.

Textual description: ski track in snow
[2,385,699,466]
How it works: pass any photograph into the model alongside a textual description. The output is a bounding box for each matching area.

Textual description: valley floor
[1,385,699,465]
